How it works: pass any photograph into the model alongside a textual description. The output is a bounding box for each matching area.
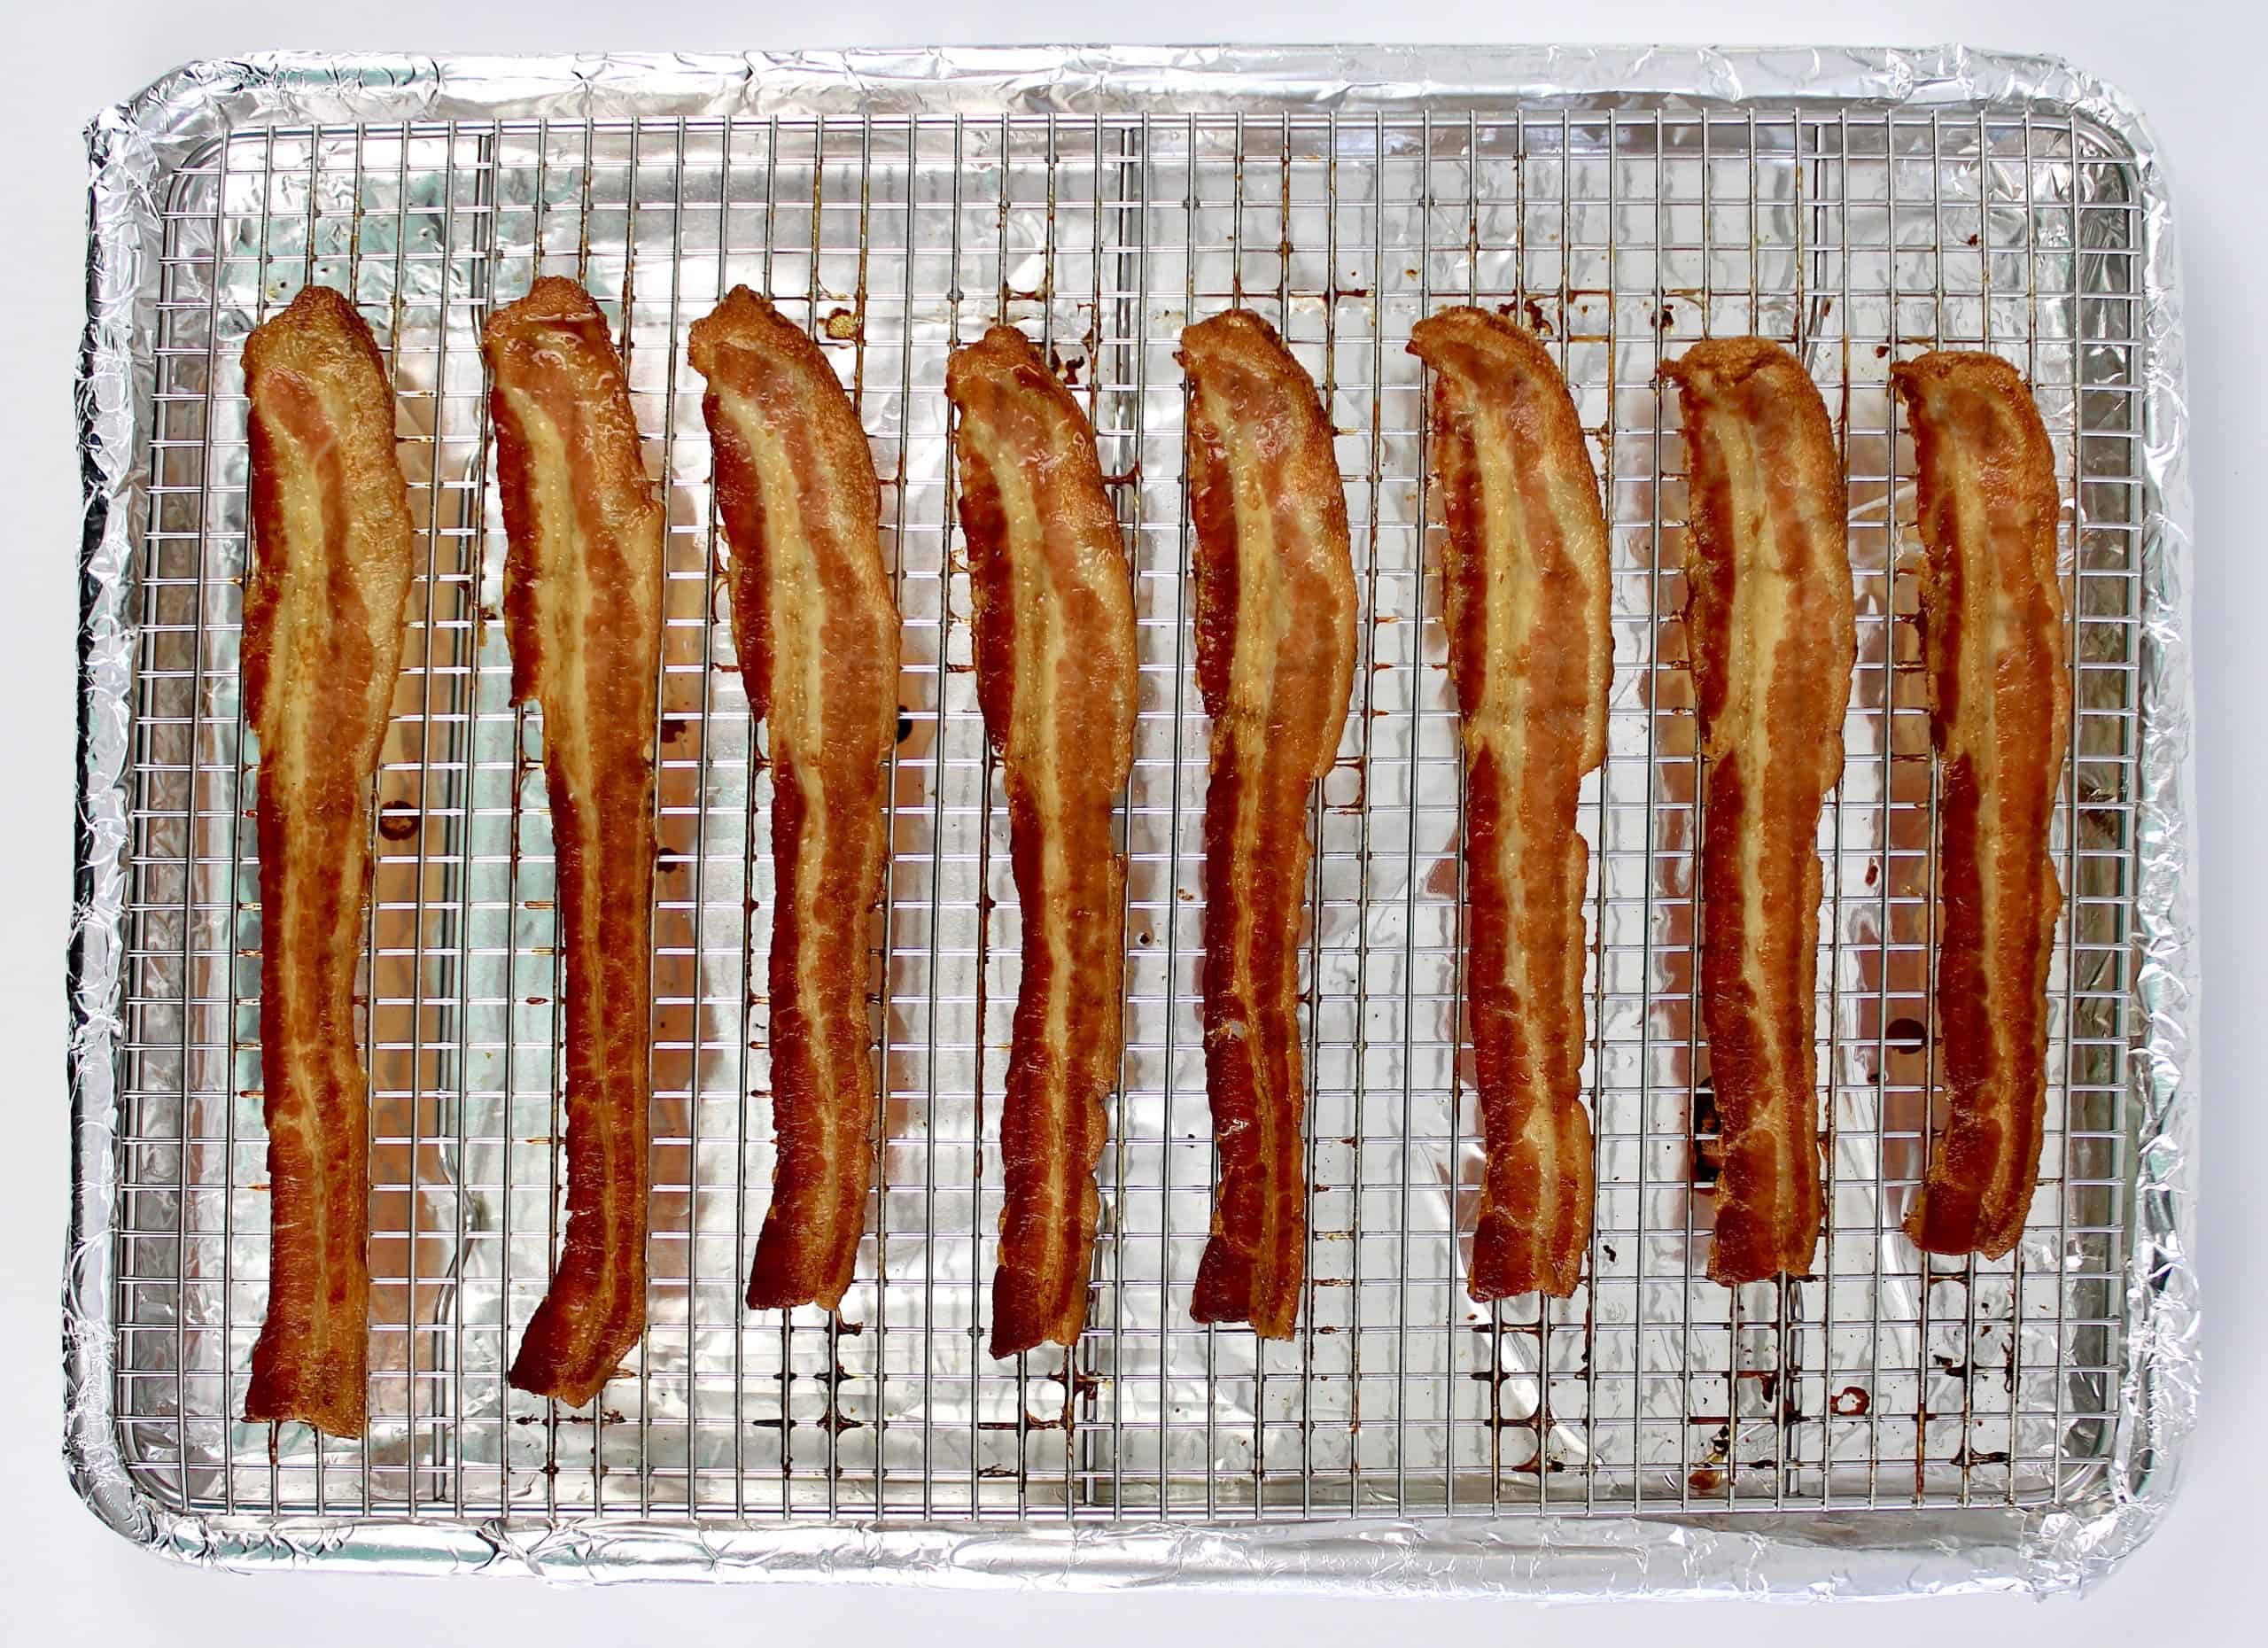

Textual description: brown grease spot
[1690,1080,1723,1186]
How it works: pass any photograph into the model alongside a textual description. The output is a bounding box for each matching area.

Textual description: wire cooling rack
[111,100,2145,1529]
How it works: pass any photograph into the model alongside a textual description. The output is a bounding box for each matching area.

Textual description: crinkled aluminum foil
[67,44,2195,1595]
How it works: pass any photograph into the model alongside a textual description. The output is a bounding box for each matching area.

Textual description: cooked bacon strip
[1892,352,2068,1259]
[1179,311,1357,1339]
[945,326,1138,1356]
[240,286,415,1437]
[483,277,663,1405]
[1409,307,1609,1301]
[688,288,899,1313]
[1661,338,1855,1285]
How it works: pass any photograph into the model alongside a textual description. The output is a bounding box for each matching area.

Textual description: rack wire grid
[113,102,2145,1529]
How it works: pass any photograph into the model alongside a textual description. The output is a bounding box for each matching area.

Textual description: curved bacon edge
[1179,311,1358,1339]
[1891,353,2068,1259]
[688,288,900,1314]
[945,327,1138,1356]
[1661,338,1855,1285]
[484,278,664,1405]
[1410,308,1609,1302]
[240,285,416,1437]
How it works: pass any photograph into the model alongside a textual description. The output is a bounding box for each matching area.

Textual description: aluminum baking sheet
[66,45,2196,1596]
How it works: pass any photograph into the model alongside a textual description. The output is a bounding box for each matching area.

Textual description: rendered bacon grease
[946,326,1138,1356]
[1409,307,1610,1301]
[1891,352,2069,1260]
[688,288,900,1315]
[483,278,664,1405]
[241,285,416,1437]
[1661,338,1855,1285]
[1179,311,1357,1339]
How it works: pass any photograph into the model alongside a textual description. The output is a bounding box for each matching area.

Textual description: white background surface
[3,1,2259,1637]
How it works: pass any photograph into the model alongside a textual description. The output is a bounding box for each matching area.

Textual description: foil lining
[67,44,2196,1595]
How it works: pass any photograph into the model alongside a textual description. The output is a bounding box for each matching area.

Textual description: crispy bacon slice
[1892,352,2068,1260]
[240,286,416,1437]
[688,288,899,1314]
[1179,310,1357,1339]
[944,326,1138,1357]
[483,277,664,1405]
[1661,338,1855,1285]
[1409,307,1609,1302]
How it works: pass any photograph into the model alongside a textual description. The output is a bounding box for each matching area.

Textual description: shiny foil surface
[68,45,2194,1594]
